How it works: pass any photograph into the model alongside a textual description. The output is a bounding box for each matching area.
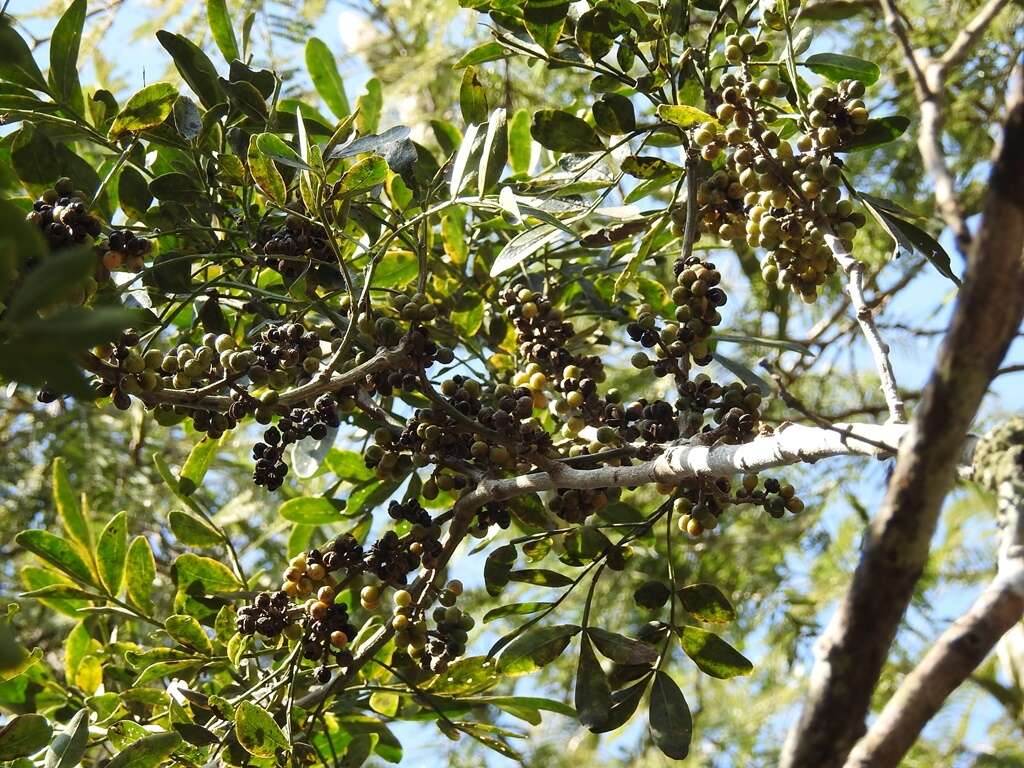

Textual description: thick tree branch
[296,421,921,710]
[780,64,1024,768]
[845,474,1024,768]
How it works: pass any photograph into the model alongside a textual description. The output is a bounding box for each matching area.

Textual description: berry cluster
[735,473,806,518]
[500,287,603,383]
[388,499,431,527]
[364,530,421,585]
[100,229,152,272]
[251,322,324,381]
[549,487,611,524]
[422,581,471,674]
[253,394,340,489]
[26,178,102,250]
[236,590,296,637]
[301,584,357,683]
[257,214,339,289]
[687,61,870,301]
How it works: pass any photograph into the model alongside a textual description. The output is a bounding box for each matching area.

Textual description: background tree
[0,0,1022,767]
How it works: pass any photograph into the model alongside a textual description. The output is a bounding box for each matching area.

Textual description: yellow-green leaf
[15,530,96,586]
[109,83,178,138]
[96,511,127,595]
[126,536,156,614]
[247,134,286,205]
[656,104,717,129]
[165,614,214,655]
[235,700,288,758]
[53,457,91,551]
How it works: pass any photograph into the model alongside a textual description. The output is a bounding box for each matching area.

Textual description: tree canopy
[0,1,1023,767]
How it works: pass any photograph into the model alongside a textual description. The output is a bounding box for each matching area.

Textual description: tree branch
[844,474,1024,767]
[877,0,984,251]
[780,63,1024,768]
[828,235,907,423]
[938,0,1012,74]
[296,420,921,710]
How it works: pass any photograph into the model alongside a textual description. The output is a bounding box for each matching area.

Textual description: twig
[827,234,908,423]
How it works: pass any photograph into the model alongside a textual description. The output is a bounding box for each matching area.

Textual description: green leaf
[621,155,680,180]
[497,624,581,675]
[207,0,240,63]
[508,108,532,175]
[455,41,510,69]
[52,457,91,552]
[484,543,517,597]
[48,0,86,115]
[10,124,60,185]
[648,671,692,759]
[306,37,349,119]
[63,624,97,687]
[179,435,221,496]
[118,165,153,221]
[0,23,49,92]
[126,536,156,614]
[424,657,500,696]
[839,115,910,152]
[325,449,374,482]
[482,601,554,624]
[508,569,573,588]
[355,78,382,134]
[677,583,737,624]
[560,525,611,565]
[588,627,659,664]
[712,352,771,394]
[247,133,286,204]
[108,82,178,138]
[677,625,753,678]
[0,714,51,760]
[490,223,562,277]
[255,132,311,170]
[860,198,960,285]
[6,247,95,321]
[481,695,576,723]
[657,103,716,129]
[165,614,214,655]
[15,530,95,586]
[593,93,636,136]
[478,108,508,196]
[235,700,289,758]
[575,635,611,728]
[134,659,202,686]
[0,198,44,297]
[156,30,224,108]
[460,66,488,125]
[530,110,604,153]
[105,732,182,768]
[338,155,388,195]
[172,553,242,618]
[278,496,347,524]
[803,52,879,85]
[524,0,570,52]
[591,677,648,734]
[96,511,128,596]
[169,510,222,547]
[45,709,89,768]
[19,567,88,617]
[714,333,813,355]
